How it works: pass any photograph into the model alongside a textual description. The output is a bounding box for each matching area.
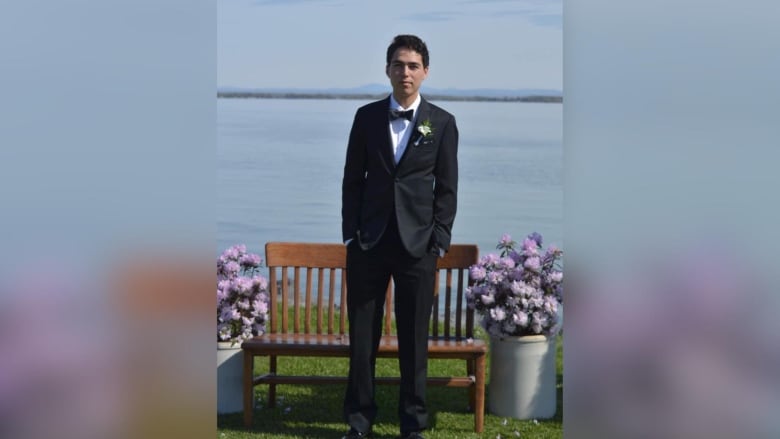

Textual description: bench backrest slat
[432,271,440,337]
[444,268,452,338]
[265,242,478,339]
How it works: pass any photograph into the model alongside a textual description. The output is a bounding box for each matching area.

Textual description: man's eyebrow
[391,60,421,66]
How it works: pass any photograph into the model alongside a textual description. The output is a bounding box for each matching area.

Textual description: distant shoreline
[217,91,562,103]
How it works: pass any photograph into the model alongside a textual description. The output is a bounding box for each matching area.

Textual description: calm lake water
[217,97,562,262]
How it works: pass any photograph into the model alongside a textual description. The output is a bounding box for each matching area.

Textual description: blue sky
[218,0,561,91]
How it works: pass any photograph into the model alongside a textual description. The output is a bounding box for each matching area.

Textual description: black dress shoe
[342,427,371,438]
[399,432,424,439]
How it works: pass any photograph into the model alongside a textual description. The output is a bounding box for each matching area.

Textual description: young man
[341,34,459,439]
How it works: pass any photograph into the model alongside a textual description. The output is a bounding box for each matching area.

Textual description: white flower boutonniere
[415,119,434,146]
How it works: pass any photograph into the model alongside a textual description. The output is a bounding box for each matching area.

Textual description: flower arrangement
[466,233,563,338]
[217,244,270,346]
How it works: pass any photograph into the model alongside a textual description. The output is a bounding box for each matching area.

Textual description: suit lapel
[376,97,396,169]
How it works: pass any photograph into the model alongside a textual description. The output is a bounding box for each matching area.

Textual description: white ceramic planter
[217,341,244,414]
[487,335,557,420]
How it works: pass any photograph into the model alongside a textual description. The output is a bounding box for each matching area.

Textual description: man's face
[386,48,428,102]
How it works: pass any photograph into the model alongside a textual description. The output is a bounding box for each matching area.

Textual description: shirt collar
[389,94,421,113]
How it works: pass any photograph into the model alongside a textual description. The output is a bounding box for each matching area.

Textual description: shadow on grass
[218,382,483,438]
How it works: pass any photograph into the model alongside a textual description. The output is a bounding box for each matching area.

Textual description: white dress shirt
[389,94,421,164]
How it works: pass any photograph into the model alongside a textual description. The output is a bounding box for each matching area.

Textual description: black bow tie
[389,109,414,121]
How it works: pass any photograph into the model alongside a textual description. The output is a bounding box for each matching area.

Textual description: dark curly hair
[386,34,429,68]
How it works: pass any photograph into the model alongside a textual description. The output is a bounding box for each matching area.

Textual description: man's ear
[385,65,391,78]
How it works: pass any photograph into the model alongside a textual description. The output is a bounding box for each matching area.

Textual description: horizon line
[217,84,563,93]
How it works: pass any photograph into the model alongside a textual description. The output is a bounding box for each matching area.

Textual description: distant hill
[217,84,562,103]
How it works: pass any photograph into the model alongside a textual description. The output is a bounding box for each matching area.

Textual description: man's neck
[392,92,419,109]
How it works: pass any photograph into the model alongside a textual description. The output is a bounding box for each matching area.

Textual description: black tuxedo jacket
[341,96,458,258]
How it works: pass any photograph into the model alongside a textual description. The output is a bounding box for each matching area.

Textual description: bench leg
[467,359,476,411]
[474,354,486,433]
[268,355,277,408]
[243,351,254,428]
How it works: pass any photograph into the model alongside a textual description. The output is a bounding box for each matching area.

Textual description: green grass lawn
[217,332,562,438]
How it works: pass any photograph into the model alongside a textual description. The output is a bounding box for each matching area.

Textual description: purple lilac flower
[218,324,232,340]
[240,253,262,268]
[470,265,487,281]
[500,257,516,269]
[487,271,502,285]
[510,266,524,281]
[531,313,543,334]
[543,296,558,314]
[224,261,240,277]
[531,312,549,333]
[528,232,543,246]
[543,245,561,263]
[524,256,541,272]
[223,247,240,260]
[490,307,507,322]
[218,244,270,344]
[513,312,529,327]
[482,254,499,266]
[221,307,240,322]
[480,293,495,305]
[464,233,562,337]
[522,238,539,256]
[233,277,253,296]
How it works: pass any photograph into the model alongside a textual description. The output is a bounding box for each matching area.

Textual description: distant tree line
[216,92,562,103]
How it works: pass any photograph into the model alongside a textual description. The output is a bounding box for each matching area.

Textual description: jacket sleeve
[341,110,366,242]
[431,114,458,252]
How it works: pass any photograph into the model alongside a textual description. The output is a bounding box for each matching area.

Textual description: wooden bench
[241,242,487,433]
